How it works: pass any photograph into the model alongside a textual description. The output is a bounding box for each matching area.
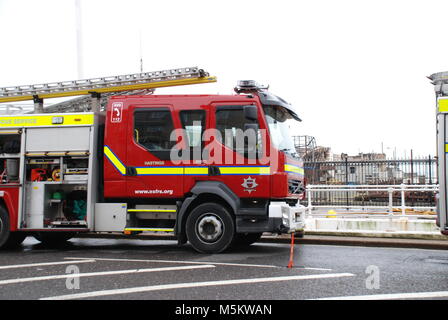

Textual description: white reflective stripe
[0,191,4,197]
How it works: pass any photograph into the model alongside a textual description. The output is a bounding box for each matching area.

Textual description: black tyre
[3,232,27,249]
[33,232,75,244]
[186,202,235,254]
[233,232,263,247]
[0,205,11,249]
[0,206,26,249]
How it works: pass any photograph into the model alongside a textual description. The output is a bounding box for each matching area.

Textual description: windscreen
[263,105,299,159]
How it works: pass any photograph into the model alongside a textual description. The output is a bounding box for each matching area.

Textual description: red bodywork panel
[0,185,20,231]
[103,94,304,201]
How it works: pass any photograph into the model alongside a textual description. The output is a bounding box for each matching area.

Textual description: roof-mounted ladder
[0,67,216,113]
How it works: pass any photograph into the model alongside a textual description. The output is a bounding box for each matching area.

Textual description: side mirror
[244,105,258,121]
[243,123,260,158]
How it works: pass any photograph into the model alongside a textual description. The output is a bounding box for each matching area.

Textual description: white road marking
[296,267,333,271]
[0,259,96,270]
[64,257,330,270]
[64,257,279,268]
[315,291,448,300]
[0,265,215,286]
[41,272,355,300]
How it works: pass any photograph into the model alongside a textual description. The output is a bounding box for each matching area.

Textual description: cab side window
[215,106,262,159]
[134,108,175,160]
[180,110,206,160]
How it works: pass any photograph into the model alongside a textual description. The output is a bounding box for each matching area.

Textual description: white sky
[0,0,446,158]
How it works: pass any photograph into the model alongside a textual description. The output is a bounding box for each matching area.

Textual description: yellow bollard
[326,210,337,218]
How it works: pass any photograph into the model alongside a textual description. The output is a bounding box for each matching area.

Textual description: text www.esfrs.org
[134,189,174,195]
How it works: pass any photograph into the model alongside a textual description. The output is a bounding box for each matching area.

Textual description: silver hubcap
[197,214,223,243]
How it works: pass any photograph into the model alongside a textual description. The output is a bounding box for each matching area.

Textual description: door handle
[126,166,137,176]
[208,166,221,176]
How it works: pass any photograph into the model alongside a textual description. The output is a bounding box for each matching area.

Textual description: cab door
[125,105,184,198]
[204,103,271,198]
[178,109,210,193]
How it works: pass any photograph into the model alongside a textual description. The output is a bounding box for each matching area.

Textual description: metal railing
[305,157,437,186]
[305,184,438,218]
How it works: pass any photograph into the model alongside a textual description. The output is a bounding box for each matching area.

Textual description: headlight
[282,207,290,226]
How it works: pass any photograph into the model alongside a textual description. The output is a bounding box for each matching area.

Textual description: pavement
[262,234,448,250]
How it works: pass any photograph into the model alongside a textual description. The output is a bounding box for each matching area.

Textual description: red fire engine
[0,67,305,253]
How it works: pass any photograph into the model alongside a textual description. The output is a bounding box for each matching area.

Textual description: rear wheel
[33,232,75,245]
[186,202,235,254]
[0,206,26,249]
[3,232,27,248]
[233,232,263,247]
[0,206,11,249]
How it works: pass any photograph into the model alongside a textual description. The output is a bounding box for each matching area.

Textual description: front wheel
[186,202,235,254]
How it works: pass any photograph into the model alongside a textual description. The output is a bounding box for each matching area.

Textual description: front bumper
[268,201,306,233]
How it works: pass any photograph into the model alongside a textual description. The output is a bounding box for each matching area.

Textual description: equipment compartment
[63,157,89,182]
[23,155,90,229]
[44,183,88,228]
[24,182,88,229]
[0,133,21,154]
[0,132,22,184]
[26,157,61,182]
[25,127,91,152]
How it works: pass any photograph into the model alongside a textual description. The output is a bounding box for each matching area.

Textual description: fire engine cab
[0,67,305,253]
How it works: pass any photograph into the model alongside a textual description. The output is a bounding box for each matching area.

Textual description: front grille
[288,179,304,194]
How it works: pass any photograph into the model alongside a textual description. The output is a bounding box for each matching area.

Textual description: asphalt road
[1,236,448,300]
